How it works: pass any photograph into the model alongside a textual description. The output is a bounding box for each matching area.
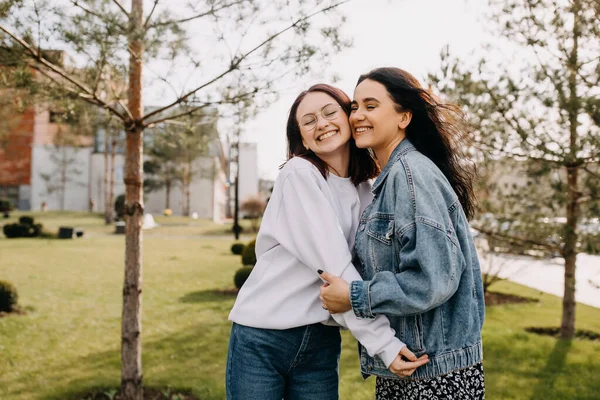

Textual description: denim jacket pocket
[365,215,396,272]
[366,214,394,244]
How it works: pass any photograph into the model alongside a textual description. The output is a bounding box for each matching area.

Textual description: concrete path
[480,252,600,308]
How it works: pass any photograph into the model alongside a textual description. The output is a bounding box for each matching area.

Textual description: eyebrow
[351,97,380,105]
[300,102,335,118]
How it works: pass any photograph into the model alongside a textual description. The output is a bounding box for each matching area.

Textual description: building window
[0,185,19,208]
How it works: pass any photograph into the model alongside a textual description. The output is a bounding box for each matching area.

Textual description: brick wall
[0,106,35,186]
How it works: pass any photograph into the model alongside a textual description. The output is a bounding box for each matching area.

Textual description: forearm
[331,311,404,368]
[330,265,405,367]
[350,269,459,318]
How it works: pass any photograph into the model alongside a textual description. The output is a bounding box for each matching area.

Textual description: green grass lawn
[1,212,600,399]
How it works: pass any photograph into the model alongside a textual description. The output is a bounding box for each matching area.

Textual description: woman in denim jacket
[320,68,485,399]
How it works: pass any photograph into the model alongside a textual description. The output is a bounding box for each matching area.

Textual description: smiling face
[295,91,351,157]
[350,79,411,152]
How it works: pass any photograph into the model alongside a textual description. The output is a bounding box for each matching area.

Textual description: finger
[401,358,429,370]
[318,270,336,282]
[399,346,417,362]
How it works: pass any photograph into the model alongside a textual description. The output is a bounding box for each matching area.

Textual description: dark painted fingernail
[317,269,323,274]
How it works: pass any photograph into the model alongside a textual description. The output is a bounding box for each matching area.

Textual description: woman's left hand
[319,270,352,313]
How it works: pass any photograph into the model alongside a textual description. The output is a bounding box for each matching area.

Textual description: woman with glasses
[226,84,428,400]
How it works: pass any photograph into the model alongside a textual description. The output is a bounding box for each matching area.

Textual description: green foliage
[2,215,42,238]
[18,216,34,225]
[114,194,125,220]
[234,267,253,290]
[241,240,256,266]
[0,198,13,212]
[0,280,18,312]
[231,243,245,255]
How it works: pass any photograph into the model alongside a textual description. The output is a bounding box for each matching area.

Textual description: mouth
[354,126,373,135]
[316,129,338,141]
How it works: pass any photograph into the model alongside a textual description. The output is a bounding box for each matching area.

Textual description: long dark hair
[357,68,477,219]
[284,84,379,186]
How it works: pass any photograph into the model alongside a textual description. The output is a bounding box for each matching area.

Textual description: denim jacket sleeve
[350,158,465,318]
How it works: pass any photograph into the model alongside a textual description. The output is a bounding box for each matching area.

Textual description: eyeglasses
[299,104,342,131]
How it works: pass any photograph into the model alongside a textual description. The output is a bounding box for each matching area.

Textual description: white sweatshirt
[228,157,404,367]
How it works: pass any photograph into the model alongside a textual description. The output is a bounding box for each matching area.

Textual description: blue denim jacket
[350,138,485,380]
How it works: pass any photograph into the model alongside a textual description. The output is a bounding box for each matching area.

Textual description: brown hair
[357,68,477,219]
[283,84,379,186]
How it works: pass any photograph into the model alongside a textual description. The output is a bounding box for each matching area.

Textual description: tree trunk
[560,3,581,340]
[165,179,171,210]
[561,166,579,339]
[108,132,116,223]
[121,1,144,399]
[104,127,111,224]
[60,148,67,211]
[182,157,190,217]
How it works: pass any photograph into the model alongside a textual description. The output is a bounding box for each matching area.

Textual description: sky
[241,0,490,180]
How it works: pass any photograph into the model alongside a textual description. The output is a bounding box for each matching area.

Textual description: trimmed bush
[3,223,42,238]
[115,194,125,219]
[234,267,253,289]
[19,216,34,225]
[231,242,245,255]
[241,239,257,266]
[0,198,13,212]
[2,216,42,238]
[0,280,18,312]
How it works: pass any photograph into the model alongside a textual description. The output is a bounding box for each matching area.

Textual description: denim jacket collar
[371,138,416,196]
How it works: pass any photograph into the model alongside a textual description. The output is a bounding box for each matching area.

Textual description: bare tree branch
[144,0,160,28]
[142,0,350,123]
[471,225,562,253]
[143,87,271,127]
[28,62,126,120]
[583,165,600,180]
[111,0,129,16]
[69,0,125,29]
[148,0,247,29]
[0,24,101,98]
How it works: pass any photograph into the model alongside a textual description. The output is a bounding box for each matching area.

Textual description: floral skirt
[375,362,485,400]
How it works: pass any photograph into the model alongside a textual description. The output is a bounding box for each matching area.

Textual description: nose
[315,114,330,130]
[350,110,364,126]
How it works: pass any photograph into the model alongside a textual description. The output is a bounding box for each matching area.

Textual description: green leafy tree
[429,0,600,339]
[1,1,351,397]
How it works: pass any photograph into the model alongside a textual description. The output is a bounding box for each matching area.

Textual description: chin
[353,136,371,149]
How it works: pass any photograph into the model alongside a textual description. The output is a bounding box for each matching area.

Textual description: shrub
[0,280,18,312]
[3,222,42,238]
[0,198,13,212]
[231,242,245,255]
[2,216,42,238]
[241,239,257,266]
[19,216,34,225]
[115,194,125,219]
[234,267,253,289]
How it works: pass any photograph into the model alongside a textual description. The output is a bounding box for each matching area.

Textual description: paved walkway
[480,252,600,308]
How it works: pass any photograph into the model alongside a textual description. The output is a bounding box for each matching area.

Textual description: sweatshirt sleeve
[274,168,405,367]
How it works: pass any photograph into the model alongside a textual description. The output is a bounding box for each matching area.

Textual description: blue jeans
[226,322,341,400]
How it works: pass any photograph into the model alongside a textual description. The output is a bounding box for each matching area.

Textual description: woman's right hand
[388,346,429,378]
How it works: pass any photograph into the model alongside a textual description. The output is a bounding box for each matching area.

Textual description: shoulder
[277,157,324,187]
[388,149,444,186]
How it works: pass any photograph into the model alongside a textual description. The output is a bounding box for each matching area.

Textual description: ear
[398,110,413,130]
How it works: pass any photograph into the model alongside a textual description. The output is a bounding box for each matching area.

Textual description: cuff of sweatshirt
[379,340,406,368]
[350,280,375,319]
